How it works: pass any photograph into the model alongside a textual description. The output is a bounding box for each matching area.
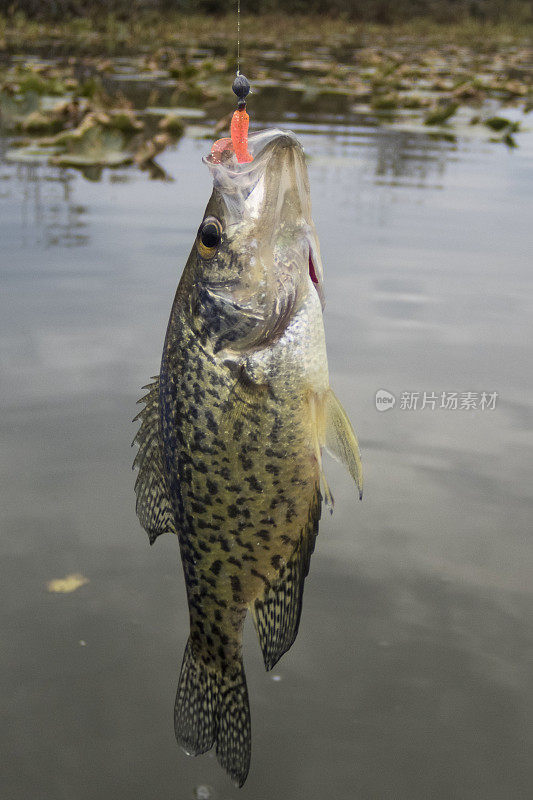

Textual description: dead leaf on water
[46,573,89,593]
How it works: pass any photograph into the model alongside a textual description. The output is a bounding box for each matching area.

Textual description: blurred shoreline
[0,12,532,56]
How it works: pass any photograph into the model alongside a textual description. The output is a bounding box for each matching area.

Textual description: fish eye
[197,217,222,258]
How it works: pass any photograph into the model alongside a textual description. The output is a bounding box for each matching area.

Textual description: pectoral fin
[324,388,363,500]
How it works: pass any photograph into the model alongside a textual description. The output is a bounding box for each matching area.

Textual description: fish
[133,128,362,787]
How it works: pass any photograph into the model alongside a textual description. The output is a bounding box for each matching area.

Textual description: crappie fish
[133,129,362,787]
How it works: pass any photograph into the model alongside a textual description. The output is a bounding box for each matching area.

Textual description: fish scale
[161,289,322,658]
[133,129,362,787]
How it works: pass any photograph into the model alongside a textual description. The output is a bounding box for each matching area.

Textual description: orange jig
[210,72,253,164]
[210,137,233,164]
[210,108,253,164]
[230,107,253,163]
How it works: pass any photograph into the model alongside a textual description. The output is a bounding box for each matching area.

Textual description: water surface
[1,101,532,799]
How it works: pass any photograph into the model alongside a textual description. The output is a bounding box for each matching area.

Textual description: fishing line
[210,1,252,163]
[237,0,241,75]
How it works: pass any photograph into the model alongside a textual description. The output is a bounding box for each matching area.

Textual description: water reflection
[0,160,89,247]
[0,118,456,253]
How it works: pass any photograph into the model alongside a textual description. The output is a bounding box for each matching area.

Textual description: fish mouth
[205,129,325,305]
[204,128,300,172]
[204,129,304,200]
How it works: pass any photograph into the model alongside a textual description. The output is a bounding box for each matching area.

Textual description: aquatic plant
[424,102,459,125]
[0,14,529,157]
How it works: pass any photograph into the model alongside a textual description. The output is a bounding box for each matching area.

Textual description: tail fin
[174,638,251,787]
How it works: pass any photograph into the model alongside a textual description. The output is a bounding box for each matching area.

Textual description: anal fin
[132,376,177,544]
[251,486,321,671]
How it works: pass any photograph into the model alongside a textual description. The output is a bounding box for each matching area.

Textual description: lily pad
[50,123,132,167]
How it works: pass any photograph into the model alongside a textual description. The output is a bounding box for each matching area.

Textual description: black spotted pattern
[135,254,323,788]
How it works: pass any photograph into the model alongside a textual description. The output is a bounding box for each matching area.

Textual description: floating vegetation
[106,109,144,133]
[424,102,459,126]
[484,116,520,133]
[400,93,432,109]
[371,94,399,111]
[386,104,524,147]
[5,141,58,163]
[158,114,185,136]
[21,109,62,134]
[5,112,170,172]
[0,61,187,174]
[134,132,170,168]
[0,89,39,128]
[502,131,518,148]
[0,18,530,166]
[50,123,131,168]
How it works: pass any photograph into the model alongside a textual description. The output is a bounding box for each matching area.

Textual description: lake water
[1,97,532,799]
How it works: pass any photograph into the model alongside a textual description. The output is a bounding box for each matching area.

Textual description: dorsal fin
[250,485,321,671]
[132,376,177,544]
